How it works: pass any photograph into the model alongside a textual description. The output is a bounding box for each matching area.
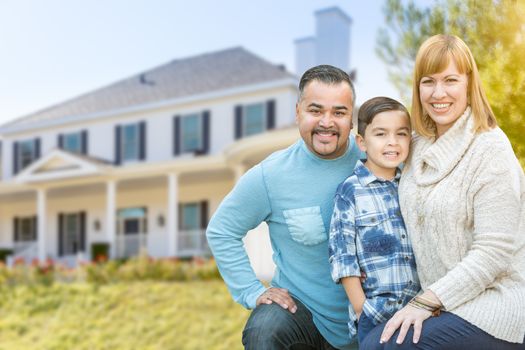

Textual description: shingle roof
[2,47,295,130]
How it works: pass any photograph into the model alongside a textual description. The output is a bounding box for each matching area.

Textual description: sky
[0,0,434,126]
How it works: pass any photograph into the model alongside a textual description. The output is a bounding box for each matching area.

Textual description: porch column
[37,188,47,262]
[106,180,116,258]
[167,173,178,257]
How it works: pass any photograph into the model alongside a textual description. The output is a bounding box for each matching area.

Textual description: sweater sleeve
[428,143,522,310]
[206,164,271,309]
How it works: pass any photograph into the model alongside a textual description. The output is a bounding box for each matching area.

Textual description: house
[0,7,352,278]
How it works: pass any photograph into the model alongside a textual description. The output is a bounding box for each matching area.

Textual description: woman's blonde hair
[411,34,497,137]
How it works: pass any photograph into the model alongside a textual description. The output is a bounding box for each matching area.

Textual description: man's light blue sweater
[207,138,361,350]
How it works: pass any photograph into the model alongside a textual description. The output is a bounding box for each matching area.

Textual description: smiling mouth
[383,151,399,158]
[431,103,451,109]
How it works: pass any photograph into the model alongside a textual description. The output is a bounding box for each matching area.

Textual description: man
[206,65,361,349]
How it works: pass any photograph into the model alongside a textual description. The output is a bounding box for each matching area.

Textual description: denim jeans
[242,297,340,350]
[360,311,525,349]
[357,312,376,345]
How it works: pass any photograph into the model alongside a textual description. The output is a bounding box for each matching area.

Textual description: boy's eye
[375,132,385,137]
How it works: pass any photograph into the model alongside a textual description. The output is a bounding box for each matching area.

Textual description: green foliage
[377,0,525,166]
[0,256,221,286]
[0,281,249,349]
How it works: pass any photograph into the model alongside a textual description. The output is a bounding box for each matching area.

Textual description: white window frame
[63,132,82,153]
[17,217,36,242]
[180,113,203,153]
[242,102,266,137]
[121,123,140,162]
[18,139,37,171]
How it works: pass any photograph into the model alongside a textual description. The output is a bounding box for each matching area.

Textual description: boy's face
[356,110,411,179]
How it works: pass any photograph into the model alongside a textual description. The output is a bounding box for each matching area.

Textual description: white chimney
[294,7,352,76]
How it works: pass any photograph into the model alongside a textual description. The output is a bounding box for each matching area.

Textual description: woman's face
[419,60,468,137]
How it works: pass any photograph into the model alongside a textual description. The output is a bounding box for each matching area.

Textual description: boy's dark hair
[357,96,410,136]
[298,65,356,108]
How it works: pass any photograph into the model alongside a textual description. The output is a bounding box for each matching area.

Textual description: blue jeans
[357,312,376,345]
[242,297,345,350]
[360,311,525,349]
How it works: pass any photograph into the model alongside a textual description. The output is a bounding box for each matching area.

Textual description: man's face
[295,80,354,159]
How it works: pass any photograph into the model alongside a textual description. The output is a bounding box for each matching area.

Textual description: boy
[328,96,421,345]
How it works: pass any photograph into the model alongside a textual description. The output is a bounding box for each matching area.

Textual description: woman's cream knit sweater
[399,108,525,343]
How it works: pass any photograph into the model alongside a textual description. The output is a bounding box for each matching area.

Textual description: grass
[0,280,250,350]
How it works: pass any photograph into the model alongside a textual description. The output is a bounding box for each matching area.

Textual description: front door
[117,207,147,257]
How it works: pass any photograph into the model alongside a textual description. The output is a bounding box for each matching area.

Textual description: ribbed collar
[412,107,476,186]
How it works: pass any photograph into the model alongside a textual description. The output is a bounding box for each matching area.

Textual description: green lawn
[0,281,250,350]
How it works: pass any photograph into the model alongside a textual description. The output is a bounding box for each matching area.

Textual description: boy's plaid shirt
[329,160,421,337]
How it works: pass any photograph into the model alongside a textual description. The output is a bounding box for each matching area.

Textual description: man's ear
[355,133,367,153]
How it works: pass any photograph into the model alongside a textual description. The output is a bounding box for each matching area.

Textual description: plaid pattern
[329,160,421,337]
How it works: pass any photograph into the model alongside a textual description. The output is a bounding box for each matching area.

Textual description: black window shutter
[81,130,88,155]
[13,141,19,175]
[234,105,243,139]
[79,212,86,252]
[34,138,41,159]
[139,121,146,161]
[32,216,37,241]
[58,213,64,256]
[173,116,181,156]
[266,100,276,130]
[200,201,208,229]
[115,125,121,165]
[58,134,64,149]
[201,111,210,155]
[13,217,19,242]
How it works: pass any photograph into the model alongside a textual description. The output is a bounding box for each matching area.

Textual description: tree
[377,0,525,165]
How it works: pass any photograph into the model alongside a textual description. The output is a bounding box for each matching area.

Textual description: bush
[0,249,13,263]
[91,242,109,262]
[0,255,221,286]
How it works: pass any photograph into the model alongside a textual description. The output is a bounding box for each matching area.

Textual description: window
[173,111,210,156]
[181,114,202,153]
[122,124,139,161]
[115,122,145,164]
[243,103,266,136]
[16,139,39,172]
[58,212,86,256]
[16,217,37,242]
[181,203,200,231]
[235,100,275,139]
[63,132,82,153]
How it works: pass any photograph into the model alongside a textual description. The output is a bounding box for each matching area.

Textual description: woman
[361,34,525,349]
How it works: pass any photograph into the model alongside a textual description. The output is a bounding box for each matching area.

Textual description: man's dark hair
[357,96,410,137]
[298,65,355,107]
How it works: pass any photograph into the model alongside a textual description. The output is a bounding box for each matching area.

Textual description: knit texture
[399,108,525,343]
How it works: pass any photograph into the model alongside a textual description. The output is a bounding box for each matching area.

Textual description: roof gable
[14,149,108,183]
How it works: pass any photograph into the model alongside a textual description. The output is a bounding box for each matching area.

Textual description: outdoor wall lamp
[94,220,101,231]
[157,214,165,227]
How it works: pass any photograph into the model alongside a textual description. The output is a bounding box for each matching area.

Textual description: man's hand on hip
[256,287,297,313]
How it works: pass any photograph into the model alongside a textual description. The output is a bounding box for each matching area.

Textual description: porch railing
[116,233,148,259]
[177,229,210,257]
